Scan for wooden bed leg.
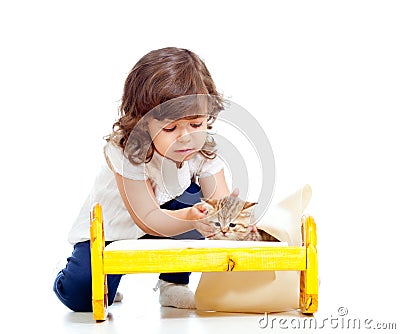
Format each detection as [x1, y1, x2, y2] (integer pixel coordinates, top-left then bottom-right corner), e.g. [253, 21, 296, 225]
[90, 203, 108, 321]
[300, 215, 318, 314]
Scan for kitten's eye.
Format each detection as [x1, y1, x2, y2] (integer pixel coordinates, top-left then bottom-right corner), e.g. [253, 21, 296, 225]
[229, 223, 236, 228]
[214, 222, 221, 227]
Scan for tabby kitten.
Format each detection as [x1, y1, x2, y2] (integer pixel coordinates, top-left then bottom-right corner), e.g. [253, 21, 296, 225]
[202, 195, 279, 241]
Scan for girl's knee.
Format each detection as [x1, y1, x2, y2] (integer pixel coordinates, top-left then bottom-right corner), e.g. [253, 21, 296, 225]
[53, 270, 93, 312]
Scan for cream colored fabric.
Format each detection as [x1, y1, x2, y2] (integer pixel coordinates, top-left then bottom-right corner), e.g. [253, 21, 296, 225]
[194, 184, 312, 313]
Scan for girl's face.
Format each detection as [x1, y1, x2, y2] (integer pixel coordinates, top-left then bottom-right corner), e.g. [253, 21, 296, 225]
[148, 116, 208, 163]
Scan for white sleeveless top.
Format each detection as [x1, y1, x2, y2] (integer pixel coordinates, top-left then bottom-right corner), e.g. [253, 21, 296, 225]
[67, 142, 224, 244]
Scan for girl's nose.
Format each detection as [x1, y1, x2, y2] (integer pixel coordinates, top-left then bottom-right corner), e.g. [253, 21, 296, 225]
[177, 129, 191, 143]
[177, 135, 190, 143]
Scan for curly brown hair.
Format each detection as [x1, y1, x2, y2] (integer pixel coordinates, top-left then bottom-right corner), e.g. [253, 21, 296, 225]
[107, 47, 225, 164]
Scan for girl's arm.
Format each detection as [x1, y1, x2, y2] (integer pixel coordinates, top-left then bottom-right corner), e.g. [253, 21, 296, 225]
[114, 173, 212, 237]
[198, 169, 231, 199]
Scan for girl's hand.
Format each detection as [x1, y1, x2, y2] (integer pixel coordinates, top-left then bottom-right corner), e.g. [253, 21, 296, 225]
[187, 203, 213, 236]
[187, 203, 208, 219]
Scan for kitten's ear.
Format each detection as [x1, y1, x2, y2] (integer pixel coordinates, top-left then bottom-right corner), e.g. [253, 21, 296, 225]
[230, 188, 240, 197]
[201, 198, 218, 208]
[242, 201, 257, 210]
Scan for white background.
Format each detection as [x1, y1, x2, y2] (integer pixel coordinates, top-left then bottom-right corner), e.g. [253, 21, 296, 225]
[1, 0, 399, 325]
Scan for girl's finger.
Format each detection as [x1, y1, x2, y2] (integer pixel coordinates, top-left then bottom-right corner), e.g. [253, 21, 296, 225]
[195, 204, 208, 214]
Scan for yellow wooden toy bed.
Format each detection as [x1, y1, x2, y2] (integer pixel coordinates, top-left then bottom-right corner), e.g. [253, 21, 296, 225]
[90, 202, 318, 321]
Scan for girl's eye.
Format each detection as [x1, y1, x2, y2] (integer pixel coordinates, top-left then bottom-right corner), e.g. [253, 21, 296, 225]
[214, 222, 221, 227]
[229, 223, 237, 228]
[163, 126, 176, 132]
[190, 122, 203, 128]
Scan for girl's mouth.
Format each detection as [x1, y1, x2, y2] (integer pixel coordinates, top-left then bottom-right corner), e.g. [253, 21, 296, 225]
[174, 148, 195, 156]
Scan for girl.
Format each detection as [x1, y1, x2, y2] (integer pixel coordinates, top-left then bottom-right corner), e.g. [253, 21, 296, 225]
[53, 47, 231, 312]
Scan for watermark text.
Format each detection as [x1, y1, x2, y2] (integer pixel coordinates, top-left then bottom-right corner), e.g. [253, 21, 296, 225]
[259, 307, 397, 330]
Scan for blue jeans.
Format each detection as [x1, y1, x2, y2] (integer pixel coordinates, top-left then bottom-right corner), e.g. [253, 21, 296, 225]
[53, 183, 203, 312]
